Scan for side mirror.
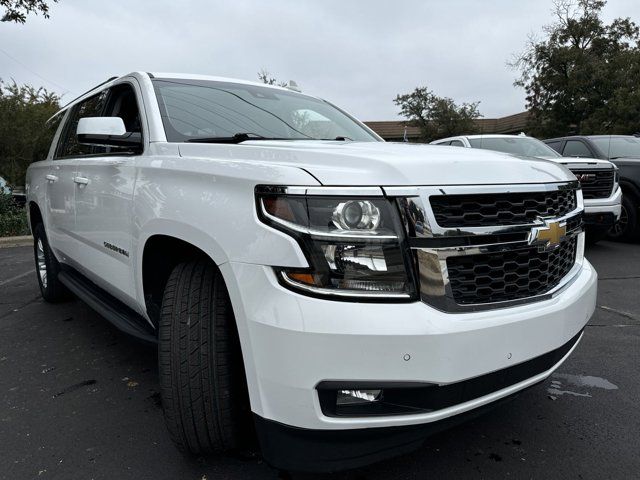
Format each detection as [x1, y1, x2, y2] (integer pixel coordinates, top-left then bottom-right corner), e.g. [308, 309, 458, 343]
[77, 117, 142, 150]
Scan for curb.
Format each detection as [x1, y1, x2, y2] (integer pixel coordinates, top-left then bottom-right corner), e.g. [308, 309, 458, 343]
[0, 235, 33, 248]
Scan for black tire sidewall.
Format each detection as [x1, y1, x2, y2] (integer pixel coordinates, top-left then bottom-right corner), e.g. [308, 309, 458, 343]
[158, 260, 249, 455]
[608, 194, 639, 242]
[33, 223, 67, 302]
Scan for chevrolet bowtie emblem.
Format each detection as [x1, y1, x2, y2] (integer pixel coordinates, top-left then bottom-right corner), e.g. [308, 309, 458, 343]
[529, 220, 567, 251]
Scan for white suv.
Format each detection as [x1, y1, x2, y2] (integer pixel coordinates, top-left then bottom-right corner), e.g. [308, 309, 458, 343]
[26, 73, 597, 472]
[431, 134, 622, 243]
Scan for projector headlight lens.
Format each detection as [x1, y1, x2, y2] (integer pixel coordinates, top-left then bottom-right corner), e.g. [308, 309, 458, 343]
[332, 200, 381, 230]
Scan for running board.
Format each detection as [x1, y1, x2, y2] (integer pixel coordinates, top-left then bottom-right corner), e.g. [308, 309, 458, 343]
[58, 268, 157, 344]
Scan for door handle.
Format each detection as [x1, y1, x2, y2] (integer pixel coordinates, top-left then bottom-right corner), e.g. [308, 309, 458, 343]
[45, 174, 58, 183]
[73, 176, 90, 185]
[104, 159, 126, 166]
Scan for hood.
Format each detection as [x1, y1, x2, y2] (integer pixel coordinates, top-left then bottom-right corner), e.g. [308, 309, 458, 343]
[609, 157, 640, 167]
[178, 141, 575, 186]
[539, 156, 614, 168]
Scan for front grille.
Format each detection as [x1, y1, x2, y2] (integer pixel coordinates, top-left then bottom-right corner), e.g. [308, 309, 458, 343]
[570, 169, 614, 199]
[447, 237, 577, 305]
[430, 189, 577, 228]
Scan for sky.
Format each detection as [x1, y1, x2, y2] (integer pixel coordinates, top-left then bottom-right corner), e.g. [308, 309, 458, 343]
[1, 0, 638, 121]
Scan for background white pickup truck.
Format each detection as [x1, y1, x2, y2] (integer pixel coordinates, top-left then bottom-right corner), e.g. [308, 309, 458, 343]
[26, 72, 597, 472]
[431, 134, 622, 244]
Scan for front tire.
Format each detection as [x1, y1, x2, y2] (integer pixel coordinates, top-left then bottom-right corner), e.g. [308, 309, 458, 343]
[158, 260, 250, 455]
[32, 223, 70, 302]
[608, 194, 640, 242]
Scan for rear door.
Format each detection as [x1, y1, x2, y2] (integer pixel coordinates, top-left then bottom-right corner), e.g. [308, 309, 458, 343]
[47, 92, 109, 263]
[72, 81, 144, 305]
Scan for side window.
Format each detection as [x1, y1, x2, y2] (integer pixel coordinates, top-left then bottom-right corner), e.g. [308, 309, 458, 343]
[449, 140, 464, 147]
[32, 113, 64, 162]
[563, 140, 592, 157]
[55, 91, 109, 158]
[545, 140, 562, 153]
[104, 84, 142, 134]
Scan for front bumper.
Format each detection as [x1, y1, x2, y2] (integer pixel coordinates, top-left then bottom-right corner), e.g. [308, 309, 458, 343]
[584, 185, 622, 221]
[221, 257, 596, 470]
[255, 329, 583, 472]
[223, 258, 597, 429]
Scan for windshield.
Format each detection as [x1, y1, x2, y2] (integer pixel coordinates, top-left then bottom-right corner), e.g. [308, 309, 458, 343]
[468, 137, 561, 158]
[590, 136, 640, 159]
[152, 79, 379, 143]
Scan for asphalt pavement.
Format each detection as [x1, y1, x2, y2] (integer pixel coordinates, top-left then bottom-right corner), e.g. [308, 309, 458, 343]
[1, 242, 639, 479]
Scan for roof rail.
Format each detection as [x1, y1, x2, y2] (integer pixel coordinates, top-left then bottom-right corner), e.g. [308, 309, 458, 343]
[61, 76, 118, 109]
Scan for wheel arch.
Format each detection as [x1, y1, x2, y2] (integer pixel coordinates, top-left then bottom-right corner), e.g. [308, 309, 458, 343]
[138, 220, 230, 324]
[619, 180, 640, 204]
[137, 223, 262, 412]
[28, 201, 44, 233]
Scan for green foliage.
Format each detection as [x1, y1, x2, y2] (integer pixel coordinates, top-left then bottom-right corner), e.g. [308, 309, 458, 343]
[511, 0, 640, 136]
[257, 69, 288, 87]
[1, 0, 56, 23]
[0, 79, 60, 187]
[394, 87, 481, 142]
[0, 193, 28, 237]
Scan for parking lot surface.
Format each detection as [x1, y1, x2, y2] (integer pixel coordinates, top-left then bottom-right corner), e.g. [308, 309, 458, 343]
[1, 242, 639, 479]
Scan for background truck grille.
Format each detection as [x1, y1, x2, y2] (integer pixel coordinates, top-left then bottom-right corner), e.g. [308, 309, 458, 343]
[446, 237, 577, 305]
[570, 169, 614, 199]
[430, 189, 577, 228]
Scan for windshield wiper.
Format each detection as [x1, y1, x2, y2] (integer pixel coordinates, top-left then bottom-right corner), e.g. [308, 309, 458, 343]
[187, 133, 294, 144]
[187, 133, 356, 144]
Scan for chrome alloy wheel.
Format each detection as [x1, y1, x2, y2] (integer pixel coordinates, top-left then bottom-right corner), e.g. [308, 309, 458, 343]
[37, 238, 48, 289]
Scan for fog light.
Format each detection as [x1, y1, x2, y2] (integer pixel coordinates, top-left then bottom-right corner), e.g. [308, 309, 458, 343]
[336, 389, 383, 405]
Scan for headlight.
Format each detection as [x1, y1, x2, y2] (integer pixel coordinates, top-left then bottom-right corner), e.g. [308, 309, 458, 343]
[256, 186, 417, 300]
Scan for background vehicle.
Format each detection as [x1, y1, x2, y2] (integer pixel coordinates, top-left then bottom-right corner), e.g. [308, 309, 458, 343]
[0, 175, 10, 195]
[0, 175, 26, 207]
[544, 135, 640, 242]
[25, 73, 597, 472]
[431, 134, 622, 244]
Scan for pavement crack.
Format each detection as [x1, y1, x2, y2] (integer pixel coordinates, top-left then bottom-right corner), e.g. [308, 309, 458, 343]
[598, 305, 639, 322]
[53, 380, 97, 398]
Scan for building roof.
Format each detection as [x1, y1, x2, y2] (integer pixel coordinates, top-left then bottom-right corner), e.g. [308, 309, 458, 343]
[364, 111, 530, 140]
[363, 121, 421, 139]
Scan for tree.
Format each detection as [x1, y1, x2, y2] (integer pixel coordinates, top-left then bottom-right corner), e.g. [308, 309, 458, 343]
[511, 0, 640, 136]
[394, 87, 481, 142]
[1, 0, 57, 23]
[0, 79, 60, 186]
[257, 69, 288, 87]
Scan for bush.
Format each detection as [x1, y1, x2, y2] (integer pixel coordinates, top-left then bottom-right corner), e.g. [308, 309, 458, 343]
[0, 193, 29, 237]
[0, 79, 61, 186]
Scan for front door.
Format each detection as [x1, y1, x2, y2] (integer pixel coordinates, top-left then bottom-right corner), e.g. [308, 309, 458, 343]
[72, 82, 144, 305]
